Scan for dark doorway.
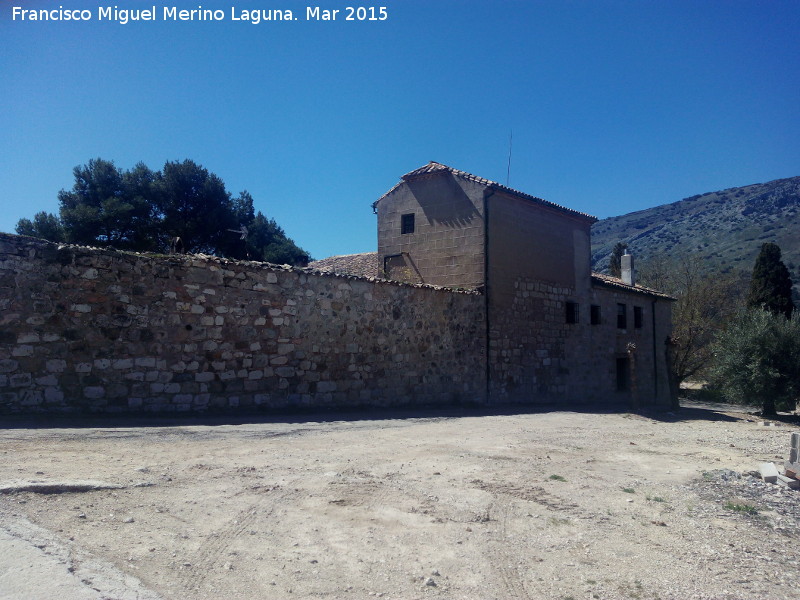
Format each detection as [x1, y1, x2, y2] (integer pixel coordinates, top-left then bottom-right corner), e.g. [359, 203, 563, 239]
[616, 357, 630, 392]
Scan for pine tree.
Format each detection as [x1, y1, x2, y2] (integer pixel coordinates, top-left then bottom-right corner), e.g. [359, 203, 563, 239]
[15, 211, 65, 242]
[609, 242, 628, 278]
[15, 158, 310, 265]
[747, 242, 795, 319]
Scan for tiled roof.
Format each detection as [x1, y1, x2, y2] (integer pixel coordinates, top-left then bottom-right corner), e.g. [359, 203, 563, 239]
[373, 161, 597, 222]
[591, 272, 675, 300]
[308, 252, 381, 279]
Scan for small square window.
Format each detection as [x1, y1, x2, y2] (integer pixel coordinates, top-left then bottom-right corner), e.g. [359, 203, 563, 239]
[566, 301, 579, 324]
[617, 303, 627, 329]
[401, 213, 415, 234]
[590, 304, 601, 325]
[634, 306, 643, 329]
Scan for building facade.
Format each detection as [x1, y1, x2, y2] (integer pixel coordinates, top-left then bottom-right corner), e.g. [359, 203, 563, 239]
[0, 162, 674, 414]
[371, 161, 674, 408]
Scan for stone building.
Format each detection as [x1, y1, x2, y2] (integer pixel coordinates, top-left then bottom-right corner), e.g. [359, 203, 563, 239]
[316, 161, 675, 408]
[0, 161, 674, 414]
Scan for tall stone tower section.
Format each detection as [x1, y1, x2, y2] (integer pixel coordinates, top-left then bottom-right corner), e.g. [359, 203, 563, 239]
[373, 162, 487, 289]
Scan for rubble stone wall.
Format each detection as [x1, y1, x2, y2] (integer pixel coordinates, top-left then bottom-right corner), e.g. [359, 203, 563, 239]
[0, 234, 486, 414]
[488, 278, 575, 404]
[488, 274, 673, 408]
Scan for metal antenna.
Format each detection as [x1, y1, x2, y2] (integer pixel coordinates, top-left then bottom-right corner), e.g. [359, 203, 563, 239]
[226, 224, 250, 259]
[227, 224, 248, 240]
[506, 129, 513, 186]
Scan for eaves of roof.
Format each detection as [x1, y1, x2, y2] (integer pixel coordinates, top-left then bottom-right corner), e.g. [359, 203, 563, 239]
[591, 272, 676, 300]
[373, 161, 597, 223]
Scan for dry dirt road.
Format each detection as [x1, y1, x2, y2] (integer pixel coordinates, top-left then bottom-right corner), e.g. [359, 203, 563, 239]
[1, 402, 799, 600]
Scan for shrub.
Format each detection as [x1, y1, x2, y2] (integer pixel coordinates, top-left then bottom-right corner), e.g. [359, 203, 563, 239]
[710, 308, 800, 415]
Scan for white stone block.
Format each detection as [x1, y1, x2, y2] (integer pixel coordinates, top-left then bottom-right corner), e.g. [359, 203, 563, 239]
[759, 462, 779, 483]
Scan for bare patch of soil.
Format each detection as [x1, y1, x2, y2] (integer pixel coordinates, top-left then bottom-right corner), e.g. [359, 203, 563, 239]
[1, 404, 798, 599]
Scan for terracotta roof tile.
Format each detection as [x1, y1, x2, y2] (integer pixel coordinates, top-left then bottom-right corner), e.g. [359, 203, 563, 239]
[591, 272, 675, 300]
[374, 161, 597, 222]
[308, 252, 381, 279]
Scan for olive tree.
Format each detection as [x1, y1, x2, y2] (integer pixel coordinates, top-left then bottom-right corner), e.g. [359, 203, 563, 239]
[710, 308, 800, 415]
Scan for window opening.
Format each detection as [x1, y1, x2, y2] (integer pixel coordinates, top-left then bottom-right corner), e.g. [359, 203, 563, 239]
[590, 304, 601, 325]
[566, 301, 579, 324]
[634, 306, 643, 329]
[401, 213, 415, 234]
[617, 303, 627, 329]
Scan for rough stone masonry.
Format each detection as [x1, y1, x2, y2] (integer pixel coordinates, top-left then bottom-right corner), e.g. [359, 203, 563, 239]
[0, 233, 486, 413]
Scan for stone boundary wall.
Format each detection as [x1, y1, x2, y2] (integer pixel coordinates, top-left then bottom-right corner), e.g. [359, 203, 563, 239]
[488, 277, 574, 403]
[0, 234, 486, 414]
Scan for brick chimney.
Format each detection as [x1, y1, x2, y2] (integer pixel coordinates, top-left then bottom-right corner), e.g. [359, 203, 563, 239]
[621, 251, 635, 286]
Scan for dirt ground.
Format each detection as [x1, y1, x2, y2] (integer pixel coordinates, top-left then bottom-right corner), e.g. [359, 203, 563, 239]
[1, 402, 799, 600]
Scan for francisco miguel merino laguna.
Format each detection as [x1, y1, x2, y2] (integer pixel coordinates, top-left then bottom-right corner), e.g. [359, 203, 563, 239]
[11, 5, 389, 24]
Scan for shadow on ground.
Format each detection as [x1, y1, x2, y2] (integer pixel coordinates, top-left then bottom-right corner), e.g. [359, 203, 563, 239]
[3, 396, 791, 430]
[646, 399, 800, 426]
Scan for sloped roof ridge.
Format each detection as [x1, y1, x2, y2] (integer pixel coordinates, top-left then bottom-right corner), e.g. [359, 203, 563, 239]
[376, 161, 596, 222]
[591, 271, 675, 300]
[308, 251, 381, 279]
[313, 251, 376, 259]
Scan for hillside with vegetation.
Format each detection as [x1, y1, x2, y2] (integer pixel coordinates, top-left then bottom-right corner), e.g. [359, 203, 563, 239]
[591, 176, 800, 295]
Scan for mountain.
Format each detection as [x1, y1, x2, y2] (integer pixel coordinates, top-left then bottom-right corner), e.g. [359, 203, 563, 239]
[590, 176, 800, 295]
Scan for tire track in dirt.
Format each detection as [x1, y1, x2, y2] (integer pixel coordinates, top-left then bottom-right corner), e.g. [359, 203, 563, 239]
[471, 478, 579, 512]
[326, 468, 388, 508]
[470, 478, 592, 600]
[485, 497, 531, 600]
[174, 486, 293, 595]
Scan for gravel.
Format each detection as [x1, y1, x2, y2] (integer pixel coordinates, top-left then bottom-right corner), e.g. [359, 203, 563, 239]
[1, 402, 798, 600]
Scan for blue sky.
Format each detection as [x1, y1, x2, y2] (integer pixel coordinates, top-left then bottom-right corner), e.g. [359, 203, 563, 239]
[2, 0, 798, 260]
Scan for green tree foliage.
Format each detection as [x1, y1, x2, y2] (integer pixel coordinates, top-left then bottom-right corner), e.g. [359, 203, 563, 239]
[15, 158, 310, 265]
[121, 162, 161, 250]
[710, 308, 800, 415]
[15, 211, 65, 242]
[609, 242, 628, 278]
[639, 255, 740, 387]
[156, 160, 236, 254]
[247, 213, 310, 265]
[746, 242, 795, 319]
[231, 190, 256, 224]
[211, 191, 309, 265]
[58, 158, 158, 251]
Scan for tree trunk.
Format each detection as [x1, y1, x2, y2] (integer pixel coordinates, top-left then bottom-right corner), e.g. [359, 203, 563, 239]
[761, 396, 777, 417]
